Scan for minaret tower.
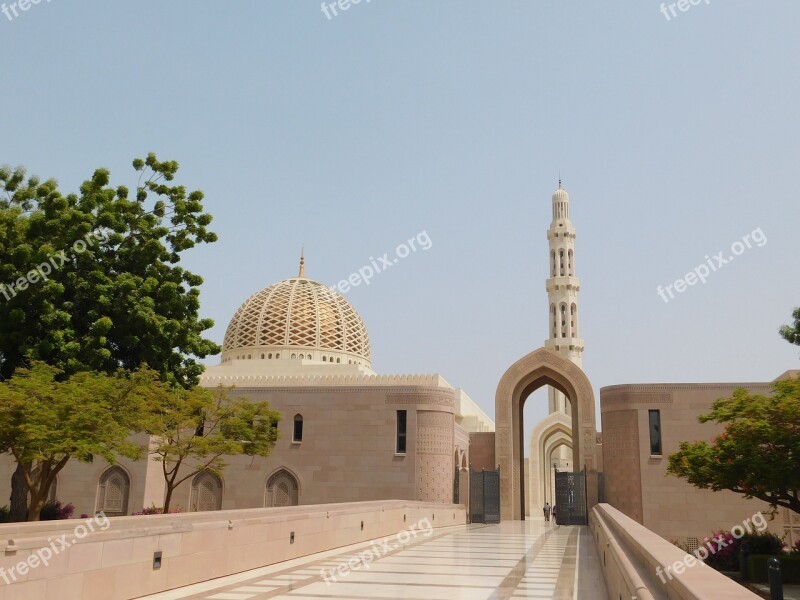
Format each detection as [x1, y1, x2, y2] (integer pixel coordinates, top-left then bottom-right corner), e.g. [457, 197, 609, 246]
[544, 181, 584, 415]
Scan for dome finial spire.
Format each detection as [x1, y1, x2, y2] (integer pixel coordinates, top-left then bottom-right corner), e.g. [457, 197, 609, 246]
[298, 246, 305, 277]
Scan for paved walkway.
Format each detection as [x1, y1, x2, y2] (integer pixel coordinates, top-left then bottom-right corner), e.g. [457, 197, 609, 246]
[138, 520, 609, 600]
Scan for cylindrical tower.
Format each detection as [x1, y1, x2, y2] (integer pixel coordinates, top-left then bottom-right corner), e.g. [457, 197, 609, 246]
[544, 182, 585, 415]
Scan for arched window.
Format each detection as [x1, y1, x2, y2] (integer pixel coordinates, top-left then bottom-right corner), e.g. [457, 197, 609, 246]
[265, 469, 299, 508]
[559, 249, 565, 276]
[568, 249, 574, 276]
[551, 250, 556, 277]
[322, 356, 327, 362]
[560, 303, 568, 338]
[337, 358, 341, 363]
[97, 467, 130, 516]
[291, 353, 296, 359]
[276, 353, 280, 359]
[550, 304, 557, 338]
[190, 471, 223, 512]
[268, 353, 272, 359]
[293, 414, 303, 443]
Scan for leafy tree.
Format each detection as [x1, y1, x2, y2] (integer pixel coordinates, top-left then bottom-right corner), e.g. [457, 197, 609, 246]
[780, 308, 800, 348]
[0, 153, 219, 384]
[0, 154, 219, 520]
[143, 386, 280, 513]
[0, 363, 166, 521]
[667, 378, 800, 515]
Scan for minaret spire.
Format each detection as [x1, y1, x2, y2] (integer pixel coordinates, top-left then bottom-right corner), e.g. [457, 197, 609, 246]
[298, 246, 305, 277]
[544, 183, 584, 415]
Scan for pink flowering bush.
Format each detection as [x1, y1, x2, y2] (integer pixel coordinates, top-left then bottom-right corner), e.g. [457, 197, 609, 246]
[40, 500, 75, 521]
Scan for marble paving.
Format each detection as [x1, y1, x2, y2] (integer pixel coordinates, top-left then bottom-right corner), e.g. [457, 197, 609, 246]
[136, 520, 609, 600]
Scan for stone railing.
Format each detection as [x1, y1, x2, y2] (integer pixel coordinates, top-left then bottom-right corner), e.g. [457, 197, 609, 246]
[590, 503, 760, 600]
[0, 500, 466, 600]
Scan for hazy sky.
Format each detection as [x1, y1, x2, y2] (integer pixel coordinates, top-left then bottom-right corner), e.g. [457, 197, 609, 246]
[2, 1, 799, 440]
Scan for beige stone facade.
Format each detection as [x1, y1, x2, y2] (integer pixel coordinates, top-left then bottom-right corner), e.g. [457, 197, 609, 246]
[0, 266, 494, 518]
[600, 375, 800, 548]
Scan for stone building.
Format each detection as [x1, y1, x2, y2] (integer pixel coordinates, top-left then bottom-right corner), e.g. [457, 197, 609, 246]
[600, 371, 800, 548]
[0, 258, 493, 517]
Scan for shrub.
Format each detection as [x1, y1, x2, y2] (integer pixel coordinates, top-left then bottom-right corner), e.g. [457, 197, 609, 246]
[702, 530, 739, 571]
[742, 531, 785, 555]
[132, 505, 182, 516]
[39, 500, 75, 521]
[748, 554, 800, 584]
[792, 539, 800, 555]
[699, 530, 786, 572]
[0, 505, 9, 523]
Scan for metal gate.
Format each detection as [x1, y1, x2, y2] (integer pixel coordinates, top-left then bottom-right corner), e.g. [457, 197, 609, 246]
[453, 467, 459, 504]
[554, 469, 588, 525]
[469, 467, 500, 524]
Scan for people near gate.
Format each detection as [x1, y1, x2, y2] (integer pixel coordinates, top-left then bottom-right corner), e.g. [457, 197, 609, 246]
[543, 502, 551, 522]
[552, 505, 557, 525]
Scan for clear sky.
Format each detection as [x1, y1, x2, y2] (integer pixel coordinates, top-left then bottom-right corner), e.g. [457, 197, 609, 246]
[2, 1, 799, 441]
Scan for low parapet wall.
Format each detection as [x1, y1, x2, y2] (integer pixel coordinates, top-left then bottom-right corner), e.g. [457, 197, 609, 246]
[590, 503, 759, 600]
[0, 500, 466, 600]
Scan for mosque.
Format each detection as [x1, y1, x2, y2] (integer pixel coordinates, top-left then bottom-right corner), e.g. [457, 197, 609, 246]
[0, 183, 797, 551]
[0, 251, 493, 517]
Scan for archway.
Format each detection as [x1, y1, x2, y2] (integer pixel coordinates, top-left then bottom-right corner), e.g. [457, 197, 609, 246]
[190, 471, 223, 512]
[96, 466, 131, 517]
[495, 347, 597, 520]
[266, 468, 300, 507]
[527, 413, 572, 515]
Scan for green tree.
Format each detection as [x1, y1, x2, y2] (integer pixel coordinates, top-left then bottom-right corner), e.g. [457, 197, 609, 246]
[667, 378, 800, 514]
[143, 386, 280, 513]
[0, 154, 219, 519]
[0, 363, 166, 521]
[780, 307, 800, 347]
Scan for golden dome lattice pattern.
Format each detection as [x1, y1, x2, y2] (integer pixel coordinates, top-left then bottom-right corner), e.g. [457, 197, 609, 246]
[223, 278, 371, 361]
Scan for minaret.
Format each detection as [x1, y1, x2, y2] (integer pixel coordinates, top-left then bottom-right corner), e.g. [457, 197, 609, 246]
[544, 181, 584, 415]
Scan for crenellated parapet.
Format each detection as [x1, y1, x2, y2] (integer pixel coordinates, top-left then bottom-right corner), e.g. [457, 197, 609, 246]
[200, 372, 453, 389]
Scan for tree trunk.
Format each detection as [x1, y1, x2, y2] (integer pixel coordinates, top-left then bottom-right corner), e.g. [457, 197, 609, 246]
[9, 463, 29, 522]
[163, 486, 174, 514]
[27, 488, 46, 522]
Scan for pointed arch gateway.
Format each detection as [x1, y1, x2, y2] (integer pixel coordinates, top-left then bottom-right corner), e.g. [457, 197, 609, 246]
[495, 347, 598, 520]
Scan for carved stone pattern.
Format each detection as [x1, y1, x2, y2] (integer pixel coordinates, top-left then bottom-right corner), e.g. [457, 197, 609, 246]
[417, 454, 452, 503]
[417, 411, 453, 456]
[497, 427, 510, 451]
[602, 411, 643, 522]
[602, 391, 673, 407]
[386, 393, 454, 407]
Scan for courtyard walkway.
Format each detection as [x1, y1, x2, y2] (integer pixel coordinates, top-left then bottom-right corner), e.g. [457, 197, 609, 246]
[137, 520, 609, 600]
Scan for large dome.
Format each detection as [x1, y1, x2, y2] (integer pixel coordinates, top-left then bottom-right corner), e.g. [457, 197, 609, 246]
[222, 275, 371, 368]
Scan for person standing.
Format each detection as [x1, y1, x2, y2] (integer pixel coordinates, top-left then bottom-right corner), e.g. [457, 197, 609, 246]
[543, 502, 551, 522]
